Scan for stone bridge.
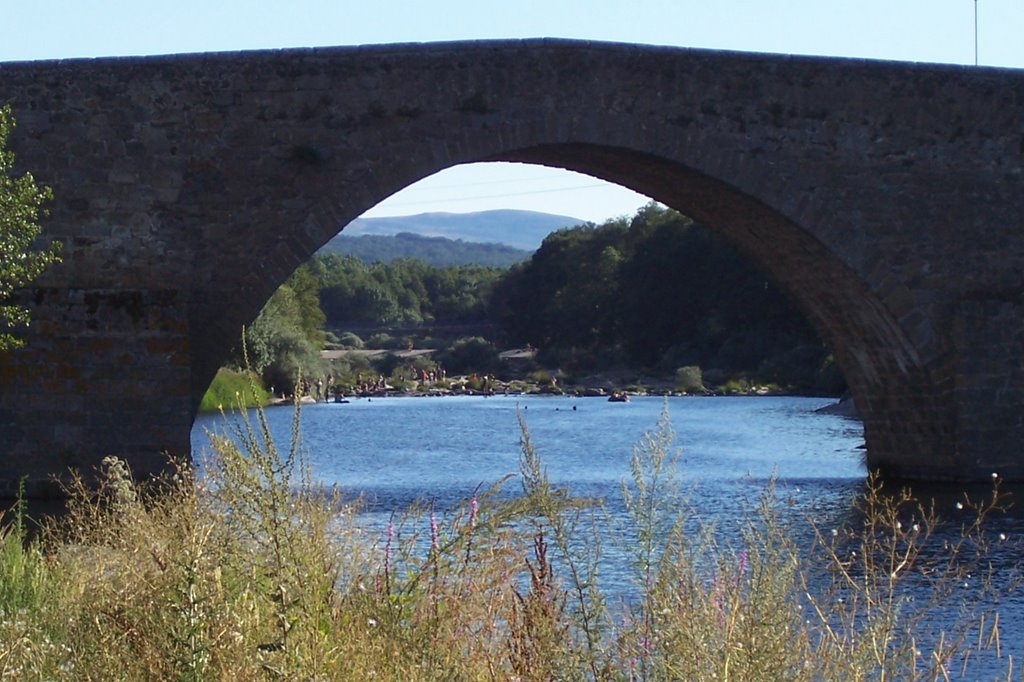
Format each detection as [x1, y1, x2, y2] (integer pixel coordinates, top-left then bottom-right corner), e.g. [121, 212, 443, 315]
[1, 40, 1023, 494]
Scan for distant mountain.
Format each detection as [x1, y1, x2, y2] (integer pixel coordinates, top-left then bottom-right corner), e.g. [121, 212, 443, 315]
[340, 209, 587, 251]
[318, 232, 531, 267]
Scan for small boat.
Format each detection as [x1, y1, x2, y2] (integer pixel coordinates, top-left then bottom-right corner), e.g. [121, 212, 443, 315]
[607, 392, 630, 403]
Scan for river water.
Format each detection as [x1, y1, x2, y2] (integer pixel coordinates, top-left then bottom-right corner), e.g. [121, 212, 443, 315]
[191, 394, 1024, 677]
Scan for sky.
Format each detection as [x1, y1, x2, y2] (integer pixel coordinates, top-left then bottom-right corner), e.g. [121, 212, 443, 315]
[2, 0, 1022, 223]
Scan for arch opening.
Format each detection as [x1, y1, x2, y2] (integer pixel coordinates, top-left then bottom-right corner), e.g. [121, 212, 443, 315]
[194, 151, 873, 423]
[192, 146, 941, 475]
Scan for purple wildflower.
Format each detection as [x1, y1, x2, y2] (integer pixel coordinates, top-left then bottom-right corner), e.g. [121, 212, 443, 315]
[382, 519, 394, 592]
[640, 634, 651, 655]
[713, 574, 726, 624]
[430, 505, 439, 551]
[732, 548, 749, 589]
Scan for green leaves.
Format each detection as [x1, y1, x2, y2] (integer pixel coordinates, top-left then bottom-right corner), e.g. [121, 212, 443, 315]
[0, 104, 61, 351]
[490, 202, 829, 386]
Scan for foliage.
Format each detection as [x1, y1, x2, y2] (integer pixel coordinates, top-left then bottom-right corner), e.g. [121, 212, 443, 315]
[241, 202, 842, 393]
[322, 350, 374, 391]
[319, 232, 530, 267]
[334, 331, 364, 349]
[674, 365, 704, 393]
[491, 202, 833, 389]
[235, 264, 325, 394]
[312, 253, 503, 329]
[0, 105, 62, 351]
[436, 335, 500, 376]
[0, 405, 1017, 679]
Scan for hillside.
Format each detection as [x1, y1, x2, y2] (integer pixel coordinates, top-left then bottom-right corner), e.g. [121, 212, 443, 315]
[317, 232, 530, 267]
[339, 209, 586, 251]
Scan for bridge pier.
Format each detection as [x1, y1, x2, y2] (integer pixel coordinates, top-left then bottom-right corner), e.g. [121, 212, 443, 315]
[845, 298, 1024, 483]
[0, 288, 192, 497]
[947, 299, 1024, 480]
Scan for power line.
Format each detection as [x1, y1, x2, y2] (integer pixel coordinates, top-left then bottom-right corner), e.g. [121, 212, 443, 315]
[375, 183, 618, 209]
[401, 175, 595, 192]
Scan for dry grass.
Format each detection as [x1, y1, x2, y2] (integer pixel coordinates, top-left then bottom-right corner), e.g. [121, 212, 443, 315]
[0, 402, 1019, 680]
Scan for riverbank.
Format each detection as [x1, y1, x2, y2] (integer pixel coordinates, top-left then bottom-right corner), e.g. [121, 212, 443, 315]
[264, 373, 834, 408]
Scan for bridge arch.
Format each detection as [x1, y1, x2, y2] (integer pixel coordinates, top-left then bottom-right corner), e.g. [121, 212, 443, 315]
[2, 40, 1022, 492]
[205, 142, 941, 482]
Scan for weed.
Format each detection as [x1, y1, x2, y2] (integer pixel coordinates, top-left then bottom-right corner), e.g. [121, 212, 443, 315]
[0, 399, 1018, 679]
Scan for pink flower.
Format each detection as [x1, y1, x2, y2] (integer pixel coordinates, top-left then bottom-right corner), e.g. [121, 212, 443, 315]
[430, 506, 439, 551]
[382, 519, 394, 592]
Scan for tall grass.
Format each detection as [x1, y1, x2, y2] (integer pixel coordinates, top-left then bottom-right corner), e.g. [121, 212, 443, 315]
[198, 368, 270, 413]
[0, 402, 1019, 680]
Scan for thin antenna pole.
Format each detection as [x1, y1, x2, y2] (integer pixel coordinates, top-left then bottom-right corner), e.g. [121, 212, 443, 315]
[974, 0, 979, 65]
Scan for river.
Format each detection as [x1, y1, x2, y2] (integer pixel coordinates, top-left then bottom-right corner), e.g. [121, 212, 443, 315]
[191, 394, 1024, 677]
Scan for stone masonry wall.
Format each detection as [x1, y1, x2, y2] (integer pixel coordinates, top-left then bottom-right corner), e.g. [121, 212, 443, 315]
[0, 40, 1022, 490]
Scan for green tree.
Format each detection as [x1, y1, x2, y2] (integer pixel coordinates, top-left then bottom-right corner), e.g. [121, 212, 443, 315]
[284, 263, 326, 348]
[489, 203, 832, 387]
[437, 336, 501, 375]
[0, 105, 61, 350]
[313, 254, 503, 329]
[236, 266, 327, 393]
[491, 222, 624, 353]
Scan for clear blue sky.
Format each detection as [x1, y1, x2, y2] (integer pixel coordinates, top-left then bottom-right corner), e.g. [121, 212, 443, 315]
[3, 0, 1021, 223]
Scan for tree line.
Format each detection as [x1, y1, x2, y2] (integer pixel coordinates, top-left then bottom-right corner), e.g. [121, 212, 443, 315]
[319, 232, 529, 268]
[310, 254, 502, 329]
[491, 203, 840, 391]
[229, 203, 842, 397]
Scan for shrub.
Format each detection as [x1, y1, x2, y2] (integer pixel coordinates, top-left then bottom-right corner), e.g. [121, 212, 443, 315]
[410, 354, 437, 372]
[674, 365, 704, 393]
[245, 324, 324, 396]
[0, 403, 1016, 679]
[336, 331, 364, 349]
[526, 369, 558, 385]
[437, 336, 500, 376]
[364, 332, 392, 349]
[371, 351, 402, 378]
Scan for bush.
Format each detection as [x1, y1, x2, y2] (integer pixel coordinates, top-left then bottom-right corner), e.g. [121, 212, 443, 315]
[410, 354, 437, 372]
[323, 351, 373, 388]
[721, 377, 752, 394]
[256, 326, 324, 395]
[336, 331, 364, 349]
[437, 336, 500, 376]
[364, 332, 392, 349]
[526, 369, 559, 385]
[674, 365, 704, 393]
[371, 352, 402, 379]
